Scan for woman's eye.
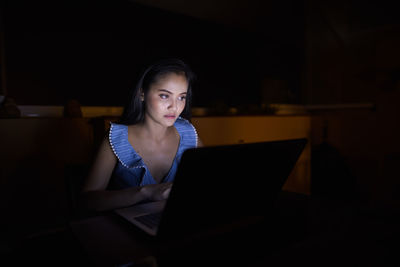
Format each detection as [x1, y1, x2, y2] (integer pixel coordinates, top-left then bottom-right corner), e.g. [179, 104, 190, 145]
[178, 96, 186, 101]
[160, 94, 168, 99]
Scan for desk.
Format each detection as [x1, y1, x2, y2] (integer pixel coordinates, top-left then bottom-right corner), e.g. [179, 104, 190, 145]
[69, 191, 400, 267]
[70, 191, 311, 267]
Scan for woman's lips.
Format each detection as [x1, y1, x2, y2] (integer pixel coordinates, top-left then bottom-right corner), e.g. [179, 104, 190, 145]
[164, 114, 176, 119]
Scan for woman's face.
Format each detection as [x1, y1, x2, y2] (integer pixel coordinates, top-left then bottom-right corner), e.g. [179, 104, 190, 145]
[143, 73, 188, 127]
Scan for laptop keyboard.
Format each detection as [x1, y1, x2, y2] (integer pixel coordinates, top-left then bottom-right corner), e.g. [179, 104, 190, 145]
[135, 212, 163, 229]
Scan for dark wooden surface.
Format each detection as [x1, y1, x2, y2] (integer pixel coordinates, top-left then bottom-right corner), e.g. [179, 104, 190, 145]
[4, 191, 400, 267]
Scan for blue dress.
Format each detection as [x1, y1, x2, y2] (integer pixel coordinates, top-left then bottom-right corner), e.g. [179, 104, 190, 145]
[108, 117, 198, 189]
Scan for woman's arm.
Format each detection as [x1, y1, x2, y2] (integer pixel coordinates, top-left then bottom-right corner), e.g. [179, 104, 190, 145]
[80, 137, 171, 212]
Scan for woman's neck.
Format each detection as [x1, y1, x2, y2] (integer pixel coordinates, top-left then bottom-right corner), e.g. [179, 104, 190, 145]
[136, 120, 173, 144]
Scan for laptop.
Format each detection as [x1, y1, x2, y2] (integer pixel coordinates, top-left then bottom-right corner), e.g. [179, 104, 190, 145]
[114, 138, 307, 240]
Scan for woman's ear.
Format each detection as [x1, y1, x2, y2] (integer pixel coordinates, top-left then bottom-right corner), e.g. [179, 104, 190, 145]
[140, 88, 144, 101]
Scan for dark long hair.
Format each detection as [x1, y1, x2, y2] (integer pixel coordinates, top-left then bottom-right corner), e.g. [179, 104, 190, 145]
[119, 58, 196, 125]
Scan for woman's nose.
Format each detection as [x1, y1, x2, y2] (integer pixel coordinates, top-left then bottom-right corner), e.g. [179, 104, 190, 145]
[168, 99, 177, 110]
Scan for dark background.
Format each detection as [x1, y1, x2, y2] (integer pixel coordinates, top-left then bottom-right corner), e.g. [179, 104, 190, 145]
[2, 0, 305, 108]
[2, 0, 400, 211]
[1, 1, 400, 265]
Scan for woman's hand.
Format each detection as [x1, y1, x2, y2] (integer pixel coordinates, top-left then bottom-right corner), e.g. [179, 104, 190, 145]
[141, 182, 173, 201]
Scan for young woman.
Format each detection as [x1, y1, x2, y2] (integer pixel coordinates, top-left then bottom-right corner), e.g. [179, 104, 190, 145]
[81, 58, 202, 212]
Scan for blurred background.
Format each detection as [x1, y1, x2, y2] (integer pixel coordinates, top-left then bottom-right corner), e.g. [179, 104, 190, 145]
[3, 0, 400, 109]
[1, 0, 305, 108]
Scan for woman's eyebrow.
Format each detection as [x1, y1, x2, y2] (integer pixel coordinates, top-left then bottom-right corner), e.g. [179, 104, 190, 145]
[158, 89, 172, 94]
[158, 89, 187, 95]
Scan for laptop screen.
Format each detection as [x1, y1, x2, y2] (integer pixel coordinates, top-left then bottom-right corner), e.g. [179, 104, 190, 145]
[157, 138, 307, 239]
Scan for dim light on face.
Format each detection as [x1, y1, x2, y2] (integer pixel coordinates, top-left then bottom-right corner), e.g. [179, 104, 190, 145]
[144, 73, 188, 127]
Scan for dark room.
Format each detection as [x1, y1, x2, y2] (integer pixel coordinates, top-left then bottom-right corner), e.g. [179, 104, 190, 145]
[1, 0, 399, 266]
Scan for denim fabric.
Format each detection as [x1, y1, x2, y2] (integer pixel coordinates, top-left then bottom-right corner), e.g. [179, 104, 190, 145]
[108, 117, 198, 189]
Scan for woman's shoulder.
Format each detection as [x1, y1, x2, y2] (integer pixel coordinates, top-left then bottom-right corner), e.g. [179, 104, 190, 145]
[174, 117, 198, 147]
[108, 122, 127, 156]
[174, 116, 192, 126]
[108, 122, 142, 168]
[109, 121, 127, 132]
[174, 117, 195, 132]
[108, 122, 128, 145]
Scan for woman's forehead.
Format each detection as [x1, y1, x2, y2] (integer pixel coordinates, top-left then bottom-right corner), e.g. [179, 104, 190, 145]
[151, 73, 188, 90]
[155, 72, 186, 82]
